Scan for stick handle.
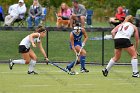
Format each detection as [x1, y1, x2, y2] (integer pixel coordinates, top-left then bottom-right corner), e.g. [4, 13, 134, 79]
[76, 46, 83, 60]
[72, 46, 84, 71]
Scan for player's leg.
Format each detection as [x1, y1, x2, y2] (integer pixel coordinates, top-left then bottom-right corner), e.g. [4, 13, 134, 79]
[9, 53, 31, 70]
[66, 45, 81, 72]
[102, 49, 122, 77]
[28, 49, 38, 74]
[9, 45, 31, 70]
[9, 53, 30, 70]
[124, 46, 139, 77]
[80, 48, 89, 73]
[11, 52, 30, 64]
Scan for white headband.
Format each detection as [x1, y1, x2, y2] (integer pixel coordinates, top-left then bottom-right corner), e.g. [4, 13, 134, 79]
[74, 26, 82, 30]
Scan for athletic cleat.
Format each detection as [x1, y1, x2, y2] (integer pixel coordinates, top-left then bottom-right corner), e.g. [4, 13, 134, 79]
[9, 59, 14, 70]
[132, 72, 140, 78]
[102, 68, 108, 77]
[65, 67, 71, 72]
[80, 68, 89, 73]
[65, 67, 72, 74]
[27, 71, 38, 75]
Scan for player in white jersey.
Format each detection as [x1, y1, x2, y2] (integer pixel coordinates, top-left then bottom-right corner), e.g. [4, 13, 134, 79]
[9, 26, 49, 74]
[102, 15, 140, 77]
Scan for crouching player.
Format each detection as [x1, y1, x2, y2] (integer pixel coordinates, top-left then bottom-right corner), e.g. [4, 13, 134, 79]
[9, 26, 49, 74]
[66, 23, 89, 74]
[102, 15, 139, 77]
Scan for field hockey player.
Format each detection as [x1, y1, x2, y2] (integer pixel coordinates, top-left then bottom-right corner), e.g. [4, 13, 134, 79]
[9, 25, 49, 74]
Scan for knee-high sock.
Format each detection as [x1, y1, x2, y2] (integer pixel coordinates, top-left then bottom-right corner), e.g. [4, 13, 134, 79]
[106, 58, 116, 71]
[131, 59, 138, 73]
[80, 56, 86, 69]
[67, 61, 75, 70]
[12, 59, 25, 64]
[28, 59, 36, 72]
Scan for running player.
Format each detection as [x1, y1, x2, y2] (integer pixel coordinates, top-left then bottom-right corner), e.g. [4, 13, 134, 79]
[102, 15, 139, 77]
[66, 23, 89, 74]
[9, 26, 49, 74]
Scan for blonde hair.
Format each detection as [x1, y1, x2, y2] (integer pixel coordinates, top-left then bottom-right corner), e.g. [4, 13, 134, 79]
[59, 3, 69, 14]
[124, 15, 134, 23]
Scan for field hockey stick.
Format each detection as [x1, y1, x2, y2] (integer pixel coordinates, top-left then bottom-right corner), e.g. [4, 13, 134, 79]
[71, 46, 84, 73]
[48, 61, 70, 74]
[44, 58, 69, 73]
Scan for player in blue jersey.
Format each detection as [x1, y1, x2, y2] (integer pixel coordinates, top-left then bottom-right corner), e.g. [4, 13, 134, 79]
[66, 23, 89, 73]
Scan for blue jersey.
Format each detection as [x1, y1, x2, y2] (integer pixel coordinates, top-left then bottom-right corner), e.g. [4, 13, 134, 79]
[72, 30, 83, 43]
[70, 30, 83, 48]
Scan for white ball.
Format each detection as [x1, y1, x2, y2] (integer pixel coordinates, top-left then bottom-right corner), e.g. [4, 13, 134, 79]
[75, 72, 79, 75]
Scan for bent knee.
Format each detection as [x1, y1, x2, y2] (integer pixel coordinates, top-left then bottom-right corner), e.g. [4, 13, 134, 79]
[81, 50, 86, 56]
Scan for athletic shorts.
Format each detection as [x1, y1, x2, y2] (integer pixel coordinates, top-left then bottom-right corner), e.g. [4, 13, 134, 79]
[114, 38, 133, 49]
[19, 45, 30, 53]
[70, 42, 82, 49]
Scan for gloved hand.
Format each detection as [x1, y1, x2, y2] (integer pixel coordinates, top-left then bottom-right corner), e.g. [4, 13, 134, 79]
[82, 42, 85, 47]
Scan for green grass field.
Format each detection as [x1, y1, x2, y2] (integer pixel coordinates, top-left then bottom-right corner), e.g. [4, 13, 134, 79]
[0, 30, 140, 93]
[0, 31, 135, 63]
[0, 63, 140, 93]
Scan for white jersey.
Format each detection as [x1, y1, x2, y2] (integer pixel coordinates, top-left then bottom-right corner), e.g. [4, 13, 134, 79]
[19, 33, 41, 49]
[114, 22, 134, 39]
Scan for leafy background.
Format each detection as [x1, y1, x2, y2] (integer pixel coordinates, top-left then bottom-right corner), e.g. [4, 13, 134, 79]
[1, 0, 140, 22]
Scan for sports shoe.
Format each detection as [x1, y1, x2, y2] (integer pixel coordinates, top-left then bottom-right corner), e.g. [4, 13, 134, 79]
[132, 72, 139, 78]
[65, 66, 71, 72]
[80, 68, 89, 73]
[102, 68, 108, 77]
[27, 71, 38, 75]
[9, 59, 14, 70]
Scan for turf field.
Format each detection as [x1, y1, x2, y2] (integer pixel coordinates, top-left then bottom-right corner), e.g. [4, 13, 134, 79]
[0, 63, 140, 93]
[0, 31, 134, 64]
[0, 30, 140, 93]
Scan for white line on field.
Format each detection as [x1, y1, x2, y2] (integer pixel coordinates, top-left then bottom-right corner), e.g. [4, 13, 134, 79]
[21, 84, 55, 87]
[0, 71, 26, 74]
[20, 83, 95, 87]
[113, 82, 135, 85]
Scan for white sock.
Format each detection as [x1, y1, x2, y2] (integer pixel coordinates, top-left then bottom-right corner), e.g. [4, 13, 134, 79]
[106, 58, 116, 71]
[131, 59, 138, 73]
[28, 59, 36, 72]
[12, 59, 25, 64]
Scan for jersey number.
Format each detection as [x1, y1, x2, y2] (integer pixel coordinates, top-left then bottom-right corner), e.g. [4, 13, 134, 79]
[120, 25, 129, 31]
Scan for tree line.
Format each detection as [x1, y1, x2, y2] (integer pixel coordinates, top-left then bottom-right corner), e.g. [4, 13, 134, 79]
[1, 0, 140, 22]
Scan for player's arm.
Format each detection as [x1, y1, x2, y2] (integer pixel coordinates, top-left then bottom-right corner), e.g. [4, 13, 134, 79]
[111, 24, 121, 38]
[38, 40, 49, 61]
[133, 25, 139, 50]
[82, 28, 88, 46]
[70, 32, 77, 54]
[29, 33, 39, 47]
